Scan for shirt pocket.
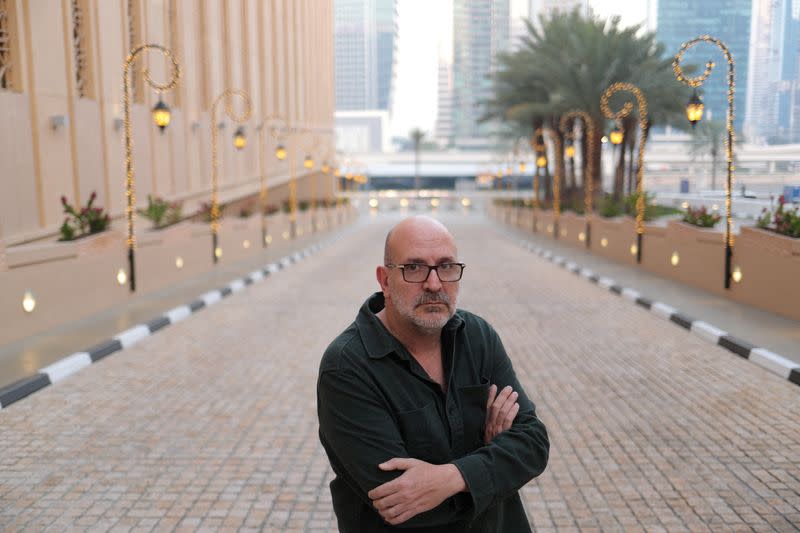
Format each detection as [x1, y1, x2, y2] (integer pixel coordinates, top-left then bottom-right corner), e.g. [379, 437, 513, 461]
[394, 402, 438, 460]
[457, 377, 491, 452]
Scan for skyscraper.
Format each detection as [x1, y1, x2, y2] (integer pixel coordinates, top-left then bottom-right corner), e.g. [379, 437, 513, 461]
[656, 0, 751, 132]
[448, 0, 511, 149]
[334, 0, 398, 111]
[745, 0, 800, 143]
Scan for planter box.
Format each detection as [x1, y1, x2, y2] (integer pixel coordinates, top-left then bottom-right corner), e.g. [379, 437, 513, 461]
[137, 221, 193, 248]
[6, 230, 124, 269]
[554, 211, 589, 248]
[589, 216, 639, 266]
[732, 226, 800, 320]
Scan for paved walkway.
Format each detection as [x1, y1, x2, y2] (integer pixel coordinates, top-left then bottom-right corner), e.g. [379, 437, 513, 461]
[1, 213, 798, 532]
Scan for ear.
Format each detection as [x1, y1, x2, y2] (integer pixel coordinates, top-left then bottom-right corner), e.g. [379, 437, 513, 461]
[376, 265, 390, 293]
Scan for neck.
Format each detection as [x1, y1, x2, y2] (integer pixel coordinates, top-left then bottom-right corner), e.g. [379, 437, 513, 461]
[377, 307, 441, 356]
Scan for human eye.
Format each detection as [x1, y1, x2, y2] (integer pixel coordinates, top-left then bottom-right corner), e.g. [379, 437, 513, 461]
[439, 263, 456, 272]
[404, 264, 422, 272]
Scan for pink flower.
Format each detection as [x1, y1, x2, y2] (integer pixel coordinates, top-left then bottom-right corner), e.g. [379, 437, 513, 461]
[61, 196, 68, 206]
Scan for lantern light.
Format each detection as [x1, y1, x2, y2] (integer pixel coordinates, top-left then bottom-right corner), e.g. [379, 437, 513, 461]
[322, 162, 330, 174]
[275, 145, 287, 160]
[151, 97, 171, 132]
[22, 290, 36, 313]
[610, 129, 623, 145]
[233, 126, 247, 150]
[536, 156, 547, 168]
[303, 155, 314, 169]
[565, 145, 576, 158]
[519, 162, 526, 173]
[116, 268, 127, 285]
[686, 88, 704, 127]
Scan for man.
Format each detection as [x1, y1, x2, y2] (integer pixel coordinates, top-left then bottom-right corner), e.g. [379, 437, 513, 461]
[317, 216, 549, 531]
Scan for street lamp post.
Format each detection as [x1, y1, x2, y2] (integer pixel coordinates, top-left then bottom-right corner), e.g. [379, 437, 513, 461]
[257, 115, 289, 248]
[673, 35, 736, 289]
[122, 43, 180, 292]
[559, 111, 597, 248]
[299, 130, 320, 232]
[601, 83, 649, 264]
[210, 89, 252, 264]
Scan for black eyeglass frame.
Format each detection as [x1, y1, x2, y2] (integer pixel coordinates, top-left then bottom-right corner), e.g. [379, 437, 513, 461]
[384, 262, 466, 283]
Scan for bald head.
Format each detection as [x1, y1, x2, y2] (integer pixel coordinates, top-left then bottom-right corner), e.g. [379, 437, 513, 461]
[383, 216, 457, 265]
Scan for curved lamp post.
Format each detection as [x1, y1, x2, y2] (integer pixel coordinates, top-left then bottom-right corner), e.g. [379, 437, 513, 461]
[298, 130, 321, 232]
[210, 89, 252, 264]
[559, 110, 597, 248]
[122, 43, 180, 292]
[256, 114, 289, 247]
[601, 83, 649, 264]
[673, 35, 736, 289]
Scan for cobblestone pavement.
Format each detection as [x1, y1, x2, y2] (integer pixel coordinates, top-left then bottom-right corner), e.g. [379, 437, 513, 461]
[1, 213, 798, 532]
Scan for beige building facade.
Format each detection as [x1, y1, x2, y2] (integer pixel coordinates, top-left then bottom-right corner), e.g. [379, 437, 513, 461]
[0, 0, 336, 246]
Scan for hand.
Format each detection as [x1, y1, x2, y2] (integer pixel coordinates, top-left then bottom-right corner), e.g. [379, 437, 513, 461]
[368, 458, 466, 525]
[484, 384, 519, 444]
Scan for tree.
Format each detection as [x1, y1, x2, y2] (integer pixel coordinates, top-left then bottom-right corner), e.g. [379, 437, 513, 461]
[409, 128, 425, 191]
[483, 8, 693, 203]
[689, 120, 726, 191]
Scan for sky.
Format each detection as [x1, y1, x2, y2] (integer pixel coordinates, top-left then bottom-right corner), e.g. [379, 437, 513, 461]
[389, 0, 650, 138]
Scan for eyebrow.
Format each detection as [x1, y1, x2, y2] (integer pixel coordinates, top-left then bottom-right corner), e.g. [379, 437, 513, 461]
[404, 257, 457, 264]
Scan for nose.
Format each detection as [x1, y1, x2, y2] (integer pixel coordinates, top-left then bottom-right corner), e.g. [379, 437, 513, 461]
[423, 267, 443, 290]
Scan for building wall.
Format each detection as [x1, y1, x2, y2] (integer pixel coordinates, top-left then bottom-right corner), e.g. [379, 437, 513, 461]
[450, 0, 510, 149]
[334, 0, 397, 112]
[0, 0, 336, 245]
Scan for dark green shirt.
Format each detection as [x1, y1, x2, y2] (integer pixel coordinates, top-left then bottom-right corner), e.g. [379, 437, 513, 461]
[317, 292, 549, 532]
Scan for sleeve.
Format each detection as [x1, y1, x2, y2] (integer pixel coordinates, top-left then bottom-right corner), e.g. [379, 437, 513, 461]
[317, 367, 471, 527]
[450, 324, 550, 520]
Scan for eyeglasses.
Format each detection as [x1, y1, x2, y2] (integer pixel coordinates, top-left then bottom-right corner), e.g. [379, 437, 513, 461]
[385, 262, 466, 283]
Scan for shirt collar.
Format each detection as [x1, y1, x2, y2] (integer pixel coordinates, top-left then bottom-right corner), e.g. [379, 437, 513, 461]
[356, 292, 465, 360]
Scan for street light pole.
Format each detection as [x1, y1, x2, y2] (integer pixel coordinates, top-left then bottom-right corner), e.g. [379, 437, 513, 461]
[122, 43, 180, 292]
[673, 35, 736, 289]
[257, 115, 289, 247]
[559, 111, 597, 248]
[210, 89, 252, 264]
[601, 83, 649, 264]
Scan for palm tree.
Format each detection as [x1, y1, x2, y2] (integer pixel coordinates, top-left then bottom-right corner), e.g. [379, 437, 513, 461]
[689, 120, 726, 191]
[483, 8, 693, 203]
[409, 128, 425, 191]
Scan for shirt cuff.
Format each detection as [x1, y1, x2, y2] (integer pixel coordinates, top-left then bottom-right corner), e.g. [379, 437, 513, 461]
[452, 453, 494, 519]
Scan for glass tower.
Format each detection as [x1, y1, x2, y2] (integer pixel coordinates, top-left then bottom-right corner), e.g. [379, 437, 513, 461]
[656, 0, 751, 131]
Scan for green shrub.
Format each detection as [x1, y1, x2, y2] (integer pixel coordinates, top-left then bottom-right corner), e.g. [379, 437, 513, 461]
[59, 191, 110, 241]
[682, 206, 721, 228]
[140, 195, 182, 229]
[758, 195, 800, 238]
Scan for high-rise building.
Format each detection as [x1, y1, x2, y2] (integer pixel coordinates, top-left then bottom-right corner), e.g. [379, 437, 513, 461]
[449, 0, 511, 149]
[528, 0, 588, 20]
[434, 57, 454, 145]
[656, 0, 751, 132]
[334, 0, 398, 111]
[745, 0, 800, 143]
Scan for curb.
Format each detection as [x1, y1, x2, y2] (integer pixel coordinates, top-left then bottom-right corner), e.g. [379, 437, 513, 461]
[512, 236, 800, 389]
[0, 231, 349, 410]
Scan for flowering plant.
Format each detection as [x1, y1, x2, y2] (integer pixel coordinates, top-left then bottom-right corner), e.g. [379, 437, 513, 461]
[59, 191, 110, 241]
[139, 195, 182, 228]
[682, 205, 721, 228]
[757, 195, 800, 238]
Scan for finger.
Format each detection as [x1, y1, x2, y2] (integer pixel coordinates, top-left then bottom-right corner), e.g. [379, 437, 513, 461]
[373, 492, 405, 511]
[485, 384, 497, 411]
[378, 458, 414, 471]
[386, 507, 419, 525]
[488, 386, 514, 426]
[496, 391, 518, 426]
[502, 402, 520, 431]
[368, 478, 402, 500]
